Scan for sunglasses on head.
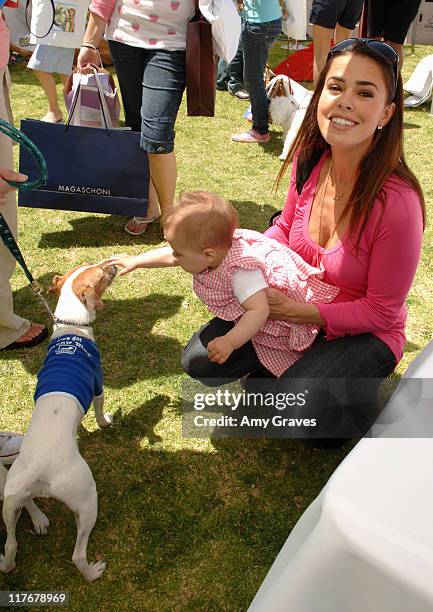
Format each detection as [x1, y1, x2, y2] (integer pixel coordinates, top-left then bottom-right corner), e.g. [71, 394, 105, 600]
[328, 38, 399, 92]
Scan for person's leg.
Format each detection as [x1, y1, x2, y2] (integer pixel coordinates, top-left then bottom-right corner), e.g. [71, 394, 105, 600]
[216, 58, 229, 90]
[28, 46, 74, 122]
[334, 24, 352, 43]
[108, 41, 160, 232]
[33, 71, 63, 122]
[381, 0, 422, 70]
[227, 41, 248, 98]
[312, 24, 334, 84]
[140, 49, 186, 217]
[0, 68, 45, 349]
[275, 333, 397, 437]
[181, 318, 262, 386]
[147, 152, 176, 218]
[241, 18, 282, 135]
[310, 0, 338, 84]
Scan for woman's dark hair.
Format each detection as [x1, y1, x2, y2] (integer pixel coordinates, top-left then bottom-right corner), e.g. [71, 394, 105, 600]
[275, 40, 426, 243]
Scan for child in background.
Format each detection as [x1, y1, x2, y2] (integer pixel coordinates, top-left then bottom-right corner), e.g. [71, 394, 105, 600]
[3, 3, 35, 62]
[27, 43, 74, 122]
[106, 191, 339, 377]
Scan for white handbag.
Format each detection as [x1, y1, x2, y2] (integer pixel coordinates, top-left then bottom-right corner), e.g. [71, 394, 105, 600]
[404, 54, 433, 107]
[29, 0, 89, 48]
[198, 0, 241, 63]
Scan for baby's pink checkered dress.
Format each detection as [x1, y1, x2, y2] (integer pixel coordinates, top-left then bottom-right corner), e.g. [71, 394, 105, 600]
[193, 229, 339, 377]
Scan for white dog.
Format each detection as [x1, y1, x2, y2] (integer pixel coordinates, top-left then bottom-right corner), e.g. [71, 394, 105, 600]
[266, 74, 313, 161]
[0, 262, 117, 582]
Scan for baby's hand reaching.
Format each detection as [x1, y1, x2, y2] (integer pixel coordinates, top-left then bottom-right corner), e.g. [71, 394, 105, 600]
[98, 254, 141, 276]
[207, 336, 234, 365]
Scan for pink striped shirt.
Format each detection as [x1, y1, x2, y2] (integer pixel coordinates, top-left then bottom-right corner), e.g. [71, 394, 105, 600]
[193, 229, 339, 376]
[265, 152, 424, 363]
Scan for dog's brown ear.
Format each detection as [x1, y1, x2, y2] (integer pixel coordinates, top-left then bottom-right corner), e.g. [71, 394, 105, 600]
[80, 286, 105, 311]
[48, 274, 65, 294]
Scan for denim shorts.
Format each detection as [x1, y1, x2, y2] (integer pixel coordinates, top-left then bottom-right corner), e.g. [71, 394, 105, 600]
[27, 44, 74, 75]
[108, 41, 186, 154]
[310, 0, 364, 30]
[367, 0, 422, 44]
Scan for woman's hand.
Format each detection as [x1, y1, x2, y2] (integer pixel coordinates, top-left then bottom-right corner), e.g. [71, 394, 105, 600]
[77, 47, 101, 72]
[266, 288, 323, 325]
[0, 169, 28, 205]
[266, 288, 293, 320]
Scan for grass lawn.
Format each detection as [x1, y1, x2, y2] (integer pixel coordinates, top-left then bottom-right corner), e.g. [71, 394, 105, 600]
[1, 41, 432, 610]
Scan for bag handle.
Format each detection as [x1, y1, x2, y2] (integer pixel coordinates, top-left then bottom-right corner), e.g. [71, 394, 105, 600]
[66, 67, 113, 131]
[25, 0, 56, 39]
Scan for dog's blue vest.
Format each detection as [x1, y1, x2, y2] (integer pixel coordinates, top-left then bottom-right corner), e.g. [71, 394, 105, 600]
[34, 334, 103, 415]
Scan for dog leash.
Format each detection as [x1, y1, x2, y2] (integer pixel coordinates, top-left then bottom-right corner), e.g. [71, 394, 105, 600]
[0, 119, 56, 323]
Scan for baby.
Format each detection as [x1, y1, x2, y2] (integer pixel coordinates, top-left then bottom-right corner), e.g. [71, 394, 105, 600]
[108, 191, 339, 376]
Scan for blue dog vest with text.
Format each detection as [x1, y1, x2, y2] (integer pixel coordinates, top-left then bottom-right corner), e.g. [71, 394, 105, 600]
[34, 334, 103, 414]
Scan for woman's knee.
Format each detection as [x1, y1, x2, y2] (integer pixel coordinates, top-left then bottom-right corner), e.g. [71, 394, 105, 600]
[181, 339, 212, 380]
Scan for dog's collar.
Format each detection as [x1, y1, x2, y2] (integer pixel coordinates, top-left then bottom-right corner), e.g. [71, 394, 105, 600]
[54, 318, 93, 329]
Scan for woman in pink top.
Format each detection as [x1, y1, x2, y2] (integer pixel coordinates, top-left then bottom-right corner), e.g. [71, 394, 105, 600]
[77, 0, 196, 235]
[182, 39, 425, 439]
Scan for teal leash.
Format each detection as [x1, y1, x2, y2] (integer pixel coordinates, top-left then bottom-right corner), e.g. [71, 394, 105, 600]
[0, 119, 55, 323]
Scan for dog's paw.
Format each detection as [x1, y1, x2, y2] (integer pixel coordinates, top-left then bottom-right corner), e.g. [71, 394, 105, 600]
[83, 560, 106, 582]
[279, 152, 288, 161]
[101, 413, 114, 427]
[31, 510, 49, 535]
[0, 554, 16, 573]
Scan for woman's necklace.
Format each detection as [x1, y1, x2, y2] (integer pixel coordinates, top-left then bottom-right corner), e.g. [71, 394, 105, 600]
[315, 160, 346, 267]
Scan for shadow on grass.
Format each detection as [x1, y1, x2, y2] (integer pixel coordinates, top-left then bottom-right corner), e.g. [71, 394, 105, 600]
[0, 395, 350, 610]
[231, 200, 277, 232]
[1, 275, 185, 387]
[37, 214, 164, 250]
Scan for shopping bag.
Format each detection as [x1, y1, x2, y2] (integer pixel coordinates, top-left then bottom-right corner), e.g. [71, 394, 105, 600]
[198, 0, 241, 63]
[186, 0, 216, 117]
[18, 117, 149, 216]
[28, 0, 89, 48]
[64, 69, 121, 128]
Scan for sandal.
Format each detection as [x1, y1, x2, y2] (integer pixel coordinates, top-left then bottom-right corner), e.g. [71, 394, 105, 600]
[2, 323, 48, 351]
[124, 216, 160, 236]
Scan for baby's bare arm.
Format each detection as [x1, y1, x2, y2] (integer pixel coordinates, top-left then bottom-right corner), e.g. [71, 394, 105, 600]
[207, 290, 269, 364]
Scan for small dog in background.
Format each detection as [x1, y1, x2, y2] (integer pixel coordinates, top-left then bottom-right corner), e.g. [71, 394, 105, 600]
[266, 74, 313, 160]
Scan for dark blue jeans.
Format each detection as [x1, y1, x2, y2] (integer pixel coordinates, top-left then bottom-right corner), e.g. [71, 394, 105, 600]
[217, 43, 245, 93]
[242, 18, 282, 134]
[181, 318, 397, 437]
[108, 40, 186, 154]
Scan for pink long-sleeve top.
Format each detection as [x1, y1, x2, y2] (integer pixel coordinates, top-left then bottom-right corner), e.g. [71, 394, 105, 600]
[265, 152, 424, 364]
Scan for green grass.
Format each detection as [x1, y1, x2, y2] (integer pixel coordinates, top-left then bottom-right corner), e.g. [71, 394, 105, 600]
[1, 41, 432, 610]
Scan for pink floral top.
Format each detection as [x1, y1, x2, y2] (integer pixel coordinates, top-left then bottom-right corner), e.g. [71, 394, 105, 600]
[90, 0, 195, 50]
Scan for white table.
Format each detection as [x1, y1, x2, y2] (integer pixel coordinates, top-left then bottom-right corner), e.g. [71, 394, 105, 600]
[249, 341, 433, 612]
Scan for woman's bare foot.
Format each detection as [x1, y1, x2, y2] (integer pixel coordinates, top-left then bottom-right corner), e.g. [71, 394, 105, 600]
[17, 323, 45, 343]
[124, 216, 160, 236]
[3, 323, 48, 351]
[41, 111, 63, 123]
